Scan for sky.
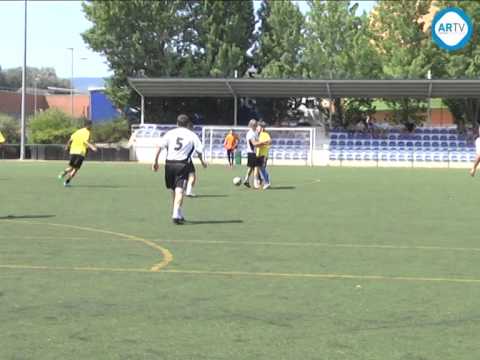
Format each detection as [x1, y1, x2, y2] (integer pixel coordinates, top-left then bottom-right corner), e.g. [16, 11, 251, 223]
[0, 1, 377, 79]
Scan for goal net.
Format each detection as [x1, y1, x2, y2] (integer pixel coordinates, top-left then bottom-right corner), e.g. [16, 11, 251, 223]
[202, 126, 315, 166]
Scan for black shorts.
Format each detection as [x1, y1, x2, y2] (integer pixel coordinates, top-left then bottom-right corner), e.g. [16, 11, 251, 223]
[165, 160, 190, 190]
[247, 153, 257, 168]
[69, 154, 84, 169]
[256, 156, 265, 167]
[186, 161, 196, 174]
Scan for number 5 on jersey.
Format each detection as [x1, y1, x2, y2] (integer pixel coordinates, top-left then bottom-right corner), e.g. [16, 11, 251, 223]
[174, 137, 183, 151]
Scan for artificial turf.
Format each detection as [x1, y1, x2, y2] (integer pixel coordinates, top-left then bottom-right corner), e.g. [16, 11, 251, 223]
[1, 161, 480, 360]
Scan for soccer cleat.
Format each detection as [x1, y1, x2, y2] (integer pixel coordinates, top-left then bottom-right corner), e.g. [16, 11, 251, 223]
[263, 183, 271, 190]
[63, 181, 71, 187]
[172, 217, 185, 225]
[243, 181, 250, 188]
[186, 193, 196, 197]
[58, 173, 64, 180]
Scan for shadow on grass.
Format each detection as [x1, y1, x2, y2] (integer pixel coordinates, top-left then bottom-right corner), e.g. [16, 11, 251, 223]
[73, 185, 125, 189]
[185, 219, 243, 225]
[190, 194, 229, 198]
[268, 186, 296, 190]
[0, 215, 56, 220]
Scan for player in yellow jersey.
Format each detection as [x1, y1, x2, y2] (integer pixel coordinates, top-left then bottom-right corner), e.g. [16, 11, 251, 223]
[0, 130, 5, 144]
[255, 121, 271, 189]
[58, 120, 97, 187]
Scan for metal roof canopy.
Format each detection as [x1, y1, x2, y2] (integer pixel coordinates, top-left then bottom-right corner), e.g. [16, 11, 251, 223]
[128, 78, 480, 124]
[129, 78, 480, 98]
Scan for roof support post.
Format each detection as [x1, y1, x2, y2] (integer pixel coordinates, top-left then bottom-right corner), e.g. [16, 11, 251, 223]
[225, 80, 237, 126]
[427, 81, 433, 125]
[140, 95, 145, 125]
[326, 82, 333, 127]
[233, 94, 238, 126]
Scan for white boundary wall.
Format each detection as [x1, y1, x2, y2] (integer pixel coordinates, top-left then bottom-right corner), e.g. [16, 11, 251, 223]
[129, 124, 474, 168]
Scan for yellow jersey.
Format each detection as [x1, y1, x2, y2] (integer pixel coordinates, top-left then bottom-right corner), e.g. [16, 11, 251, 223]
[0, 131, 5, 144]
[256, 131, 271, 157]
[69, 128, 91, 156]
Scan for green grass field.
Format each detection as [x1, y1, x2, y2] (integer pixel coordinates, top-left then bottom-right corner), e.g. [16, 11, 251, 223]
[2, 161, 480, 360]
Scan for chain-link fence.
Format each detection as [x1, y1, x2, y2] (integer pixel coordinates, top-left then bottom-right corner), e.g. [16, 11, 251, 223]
[0, 144, 132, 161]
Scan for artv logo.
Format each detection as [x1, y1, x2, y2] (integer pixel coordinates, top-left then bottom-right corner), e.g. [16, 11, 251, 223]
[432, 7, 473, 51]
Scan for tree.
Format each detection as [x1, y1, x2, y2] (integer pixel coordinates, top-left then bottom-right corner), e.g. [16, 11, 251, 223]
[370, 0, 435, 126]
[82, 0, 192, 113]
[92, 117, 130, 143]
[434, 0, 480, 132]
[304, 0, 381, 127]
[0, 67, 69, 90]
[254, 0, 304, 78]
[0, 113, 20, 143]
[198, 0, 255, 77]
[28, 109, 80, 144]
[82, 0, 255, 123]
[252, 0, 305, 124]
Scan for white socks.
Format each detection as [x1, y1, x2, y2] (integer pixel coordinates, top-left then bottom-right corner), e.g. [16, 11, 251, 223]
[172, 205, 184, 219]
[186, 182, 193, 195]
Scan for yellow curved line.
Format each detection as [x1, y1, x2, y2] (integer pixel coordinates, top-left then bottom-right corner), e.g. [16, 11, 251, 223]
[2, 263, 480, 284]
[161, 269, 480, 284]
[3, 220, 173, 272]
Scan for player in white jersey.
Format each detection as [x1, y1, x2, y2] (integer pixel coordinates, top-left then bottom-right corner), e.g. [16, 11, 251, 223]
[242, 119, 264, 188]
[470, 128, 480, 177]
[152, 114, 207, 224]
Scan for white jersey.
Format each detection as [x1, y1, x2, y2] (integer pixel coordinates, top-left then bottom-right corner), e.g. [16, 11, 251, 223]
[246, 129, 258, 153]
[159, 127, 204, 161]
[476, 137, 480, 155]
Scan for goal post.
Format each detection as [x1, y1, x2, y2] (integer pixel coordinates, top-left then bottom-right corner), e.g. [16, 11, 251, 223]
[202, 126, 315, 166]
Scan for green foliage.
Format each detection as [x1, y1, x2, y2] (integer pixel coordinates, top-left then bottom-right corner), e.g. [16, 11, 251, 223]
[304, 1, 380, 127]
[28, 109, 81, 144]
[385, 99, 427, 125]
[199, 0, 255, 77]
[343, 98, 377, 125]
[305, 1, 380, 80]
[82, 0, 255, 117]
[254, 0, 305, 78]
[0, 113, 20, 143]
[0, 66, 69, 90]
[252, 0, 305, 124]
[370, 0, 434, 125]
[92, 118, 130, 143]
[434, 0, 480, 127]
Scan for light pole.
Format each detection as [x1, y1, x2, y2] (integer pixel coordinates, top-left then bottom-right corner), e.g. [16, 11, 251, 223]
[67, 47, 74, 116]
[34, 76, 39, 115]
[20, 0, 27, 160]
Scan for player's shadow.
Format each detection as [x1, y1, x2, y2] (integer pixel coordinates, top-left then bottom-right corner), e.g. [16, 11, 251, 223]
[185, 220, 243, 225]
[191, 194, 229, 198]
[74, 185, 125, 188]
[0, 215, 56, 220]
[268, 186, 296, 190]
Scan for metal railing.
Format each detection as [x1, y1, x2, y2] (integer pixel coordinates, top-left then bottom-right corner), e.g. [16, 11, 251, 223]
[0, 144, 132, 161]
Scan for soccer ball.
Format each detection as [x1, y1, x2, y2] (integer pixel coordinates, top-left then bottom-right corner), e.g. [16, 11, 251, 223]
[233, 176, 242, 186]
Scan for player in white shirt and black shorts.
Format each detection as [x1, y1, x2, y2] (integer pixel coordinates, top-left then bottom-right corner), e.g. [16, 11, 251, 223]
[470, 128, 480, 177]
[152, 114, 207, 224]
[243, 119, 263, 188]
